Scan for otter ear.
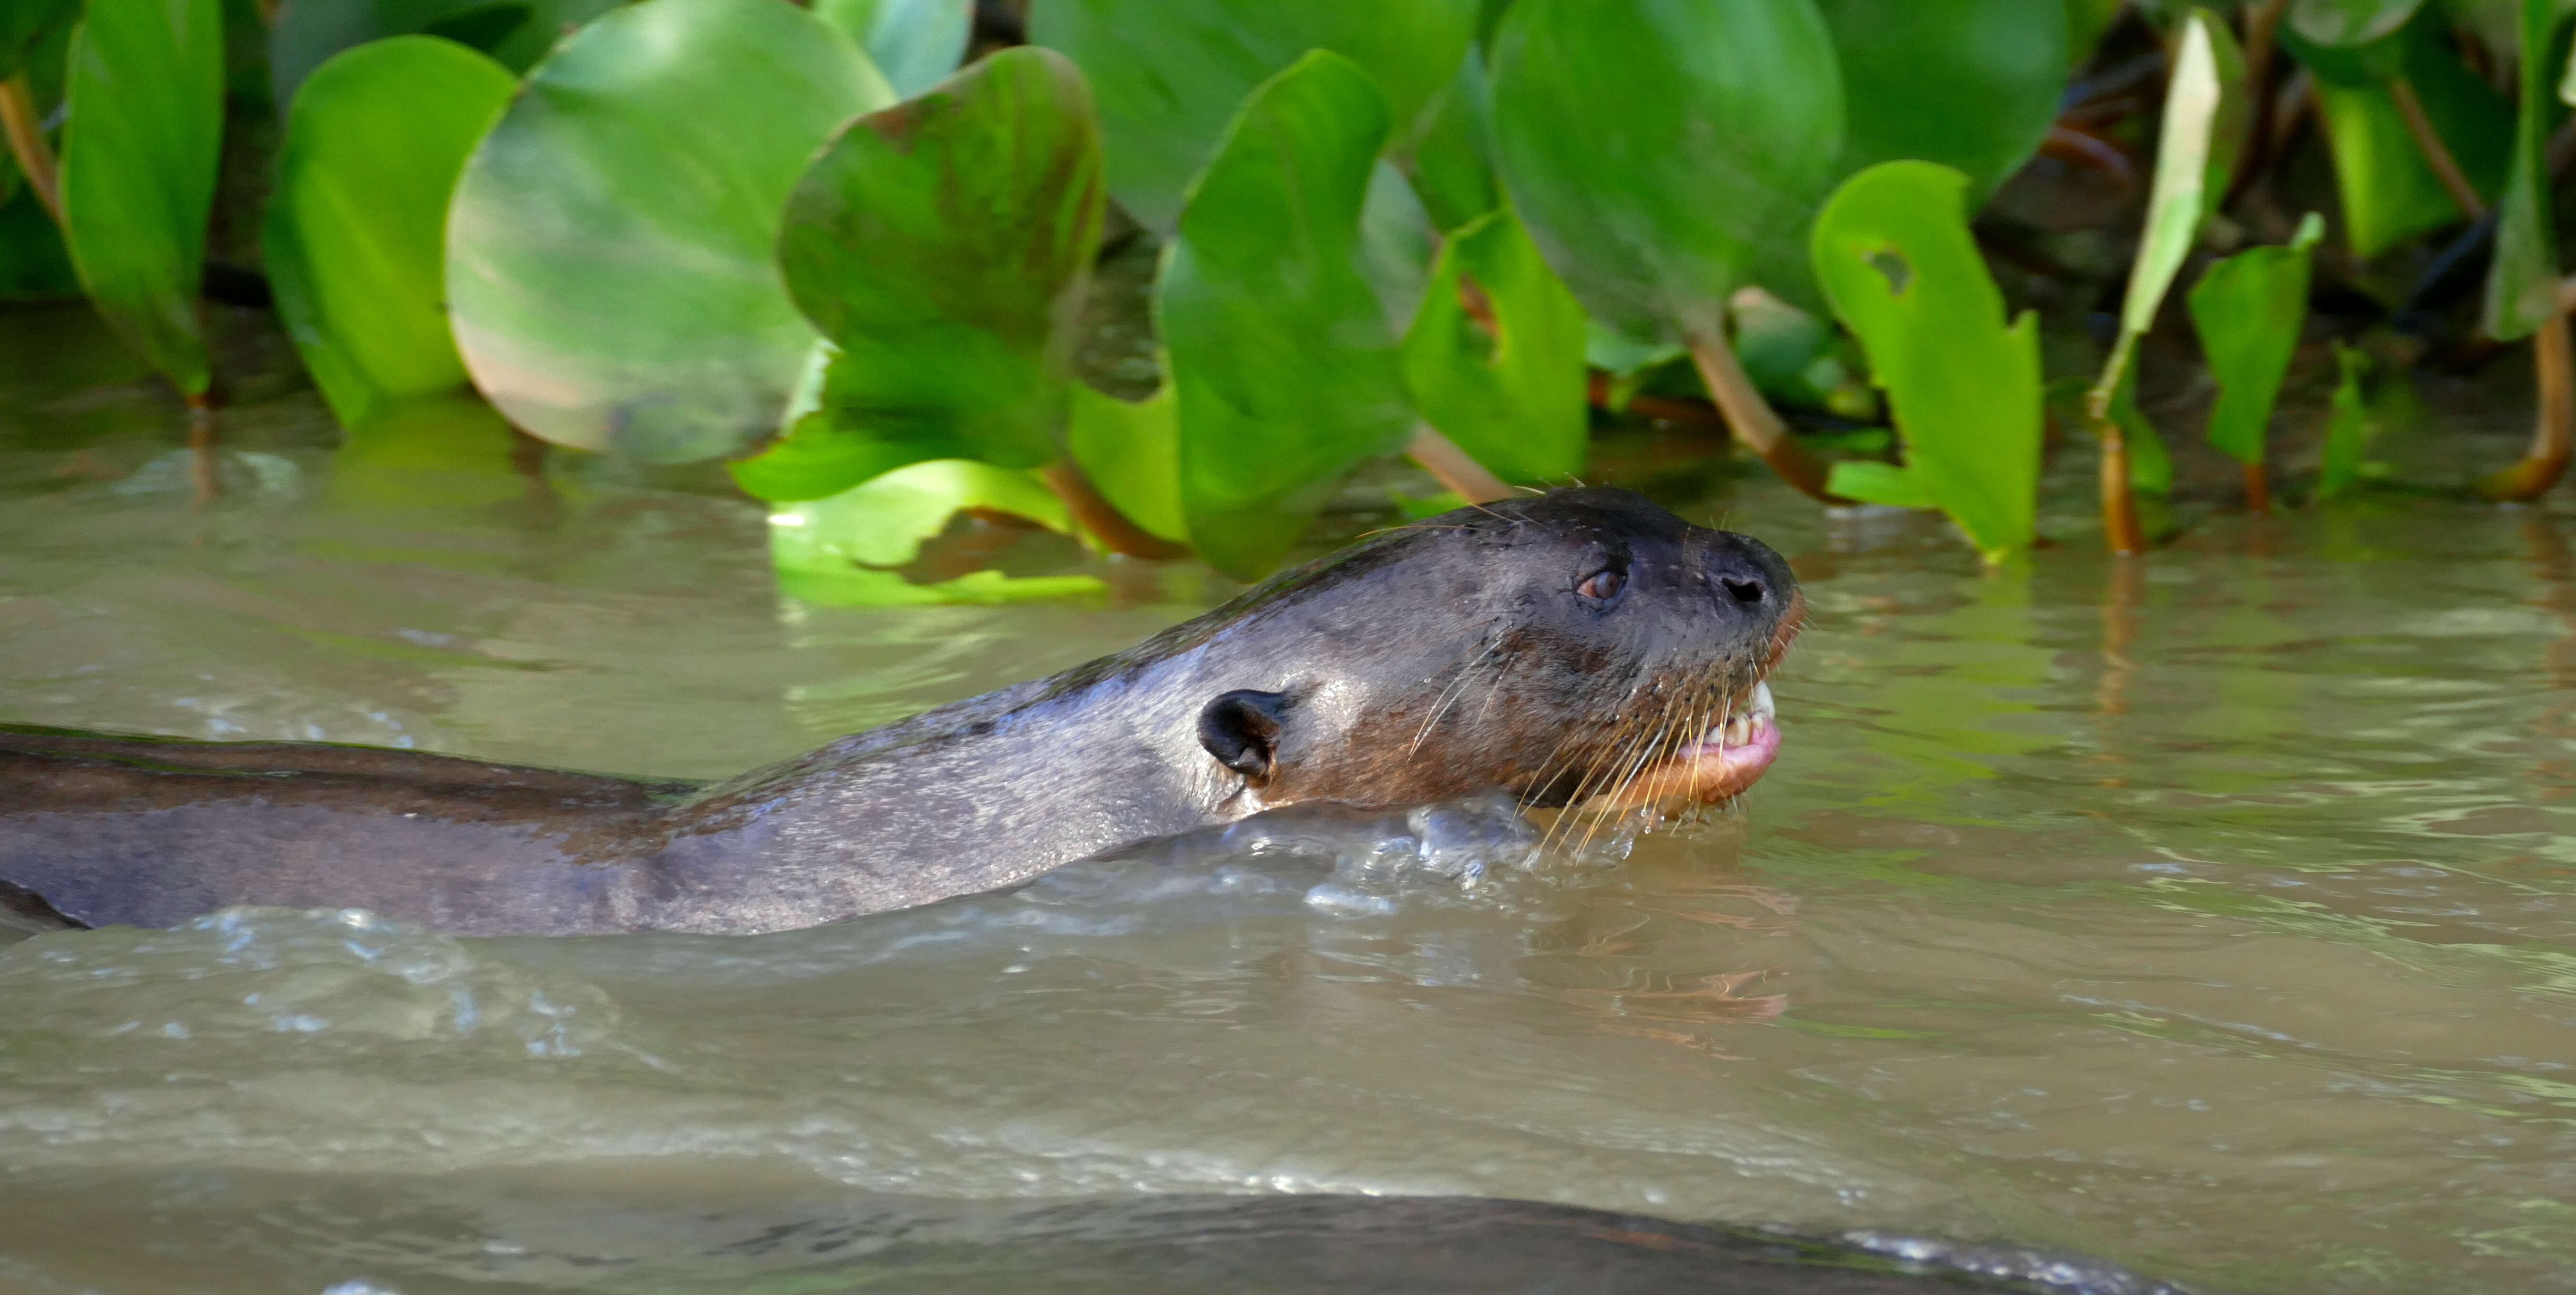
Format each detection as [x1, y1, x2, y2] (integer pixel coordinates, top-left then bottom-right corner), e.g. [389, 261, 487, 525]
[1198, 690, 1293, 781]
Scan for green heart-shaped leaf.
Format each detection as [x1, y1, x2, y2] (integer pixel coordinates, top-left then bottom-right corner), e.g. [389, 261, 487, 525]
[734, 45, 1105, 502]
[1030, 0, 1478, 230]
[1815, 0, 2065, 202]
[1160, 50, 1411, 578]
[1811, 161, 2040, 561]
[266, 36, 517, 428]
[446, 0, 893, 462]
[1488, 0, 1843, 345]
[1400, 204, 1587, 485]
[2190, 213, 2324, 466]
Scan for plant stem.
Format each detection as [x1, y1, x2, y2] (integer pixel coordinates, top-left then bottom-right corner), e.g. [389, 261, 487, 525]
[2478, 310, 2574, 500]
[1040, 459, 1189, 559]
[2242, 459, 2270, 513]
[2389, 76, 2487, 220]
[186, 400, 220, 506]
[0, 76, 61, 224]
[1684, 333, 1844, 502]
[2087, 333, 2146, 554]
[1405, 424, 1514, 502]
[2096, 413, 2145, 553]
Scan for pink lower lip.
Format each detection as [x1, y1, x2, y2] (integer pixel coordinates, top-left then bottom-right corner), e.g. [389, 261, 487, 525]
[1580, 716, 1783, 813]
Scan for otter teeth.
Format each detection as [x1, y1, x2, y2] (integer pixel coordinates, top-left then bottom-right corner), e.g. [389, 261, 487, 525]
[1713, 682, 1775, 750]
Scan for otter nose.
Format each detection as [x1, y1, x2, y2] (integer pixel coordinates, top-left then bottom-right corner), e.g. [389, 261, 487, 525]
[1704, 534, 1796, 615]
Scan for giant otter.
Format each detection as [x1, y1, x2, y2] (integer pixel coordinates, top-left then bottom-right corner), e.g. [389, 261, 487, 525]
[0, 489, 1798, 937]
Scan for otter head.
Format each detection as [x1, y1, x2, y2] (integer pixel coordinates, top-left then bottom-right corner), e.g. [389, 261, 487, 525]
[1188, 487, 1800, 821]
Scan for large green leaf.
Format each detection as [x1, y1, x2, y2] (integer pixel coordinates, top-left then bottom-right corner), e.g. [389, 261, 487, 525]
[1030, 0, 1479, 231]
[268, 0, 624, 109]
[58, 0, 225, 397]
[1813, 0, 2065, 201]
[1811, 162, 2040, 561]
[2189, 213, 2325, 466]
[1407, 46, 1498, 233]
[811, 0, 970, 98]
[1488, 0, 1843, 345]
[2484, 0, 2563, 340]
[0, 0, 77, 78]
[732, 45, 1105, 503]
[445, 0, 893, 462]
[2313, 80, 2503, 254]
[1400, 204, 1587, 485]
[1159, 50, 1410, 578]
[265, 36, 515, 428]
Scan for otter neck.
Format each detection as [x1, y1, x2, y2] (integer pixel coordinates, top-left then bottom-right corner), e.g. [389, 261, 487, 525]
[638, 665, 1245, 934]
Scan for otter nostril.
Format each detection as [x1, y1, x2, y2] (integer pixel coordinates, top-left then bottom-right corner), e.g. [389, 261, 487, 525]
[1721, 576, 1765, 605]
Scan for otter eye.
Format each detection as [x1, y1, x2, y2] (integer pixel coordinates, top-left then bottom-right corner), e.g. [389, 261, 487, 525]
[1576, 567, 1626, 602]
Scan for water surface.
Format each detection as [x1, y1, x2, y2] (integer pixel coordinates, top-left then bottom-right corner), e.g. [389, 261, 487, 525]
[5, 304, 2576, 1293]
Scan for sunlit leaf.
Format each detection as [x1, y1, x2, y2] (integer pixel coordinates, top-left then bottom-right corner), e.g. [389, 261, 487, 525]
[2291, 0, 2430, 46]
[770, 458, 1102, 606]
[811, 0, 971, 98]
[777, 565, 1108, 606]
[2091, 2, 2230, 534]
[58, 0, 225, 396]
[1029, 0, 1478, 231]
[1160, 50, 1411, 578]
[1824, 460, 1936, 509]
[446, 0, 894, 462]
[1066, 382, 1187, 544]
[2483, 0, 2563, 340]
[2122, 11, 2230, 341]
[1488, 0, 1843, 345]
[265, 36, 516, 428]
[1400, 204, 1587, 485]
[268, 0, 621, 108]
[770, 458, 1070, 571]
[734, 46, 1104, 502]
[2189, 212, 2325, 466]
[2317, 342, 2371, 498]
[1811, 161, 2041, 561]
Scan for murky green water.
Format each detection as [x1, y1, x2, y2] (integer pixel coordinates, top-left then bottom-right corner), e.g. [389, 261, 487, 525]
[6, 303, 2576, 1293]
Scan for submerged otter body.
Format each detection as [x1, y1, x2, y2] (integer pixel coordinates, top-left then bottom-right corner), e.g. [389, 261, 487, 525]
[0, 489, 1799, 937]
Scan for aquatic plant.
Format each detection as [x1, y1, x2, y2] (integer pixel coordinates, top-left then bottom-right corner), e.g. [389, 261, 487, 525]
[3, 0, 2576, 584]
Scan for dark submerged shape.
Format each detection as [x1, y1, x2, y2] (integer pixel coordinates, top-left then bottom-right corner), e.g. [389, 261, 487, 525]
[0, 488, 1798, 936]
